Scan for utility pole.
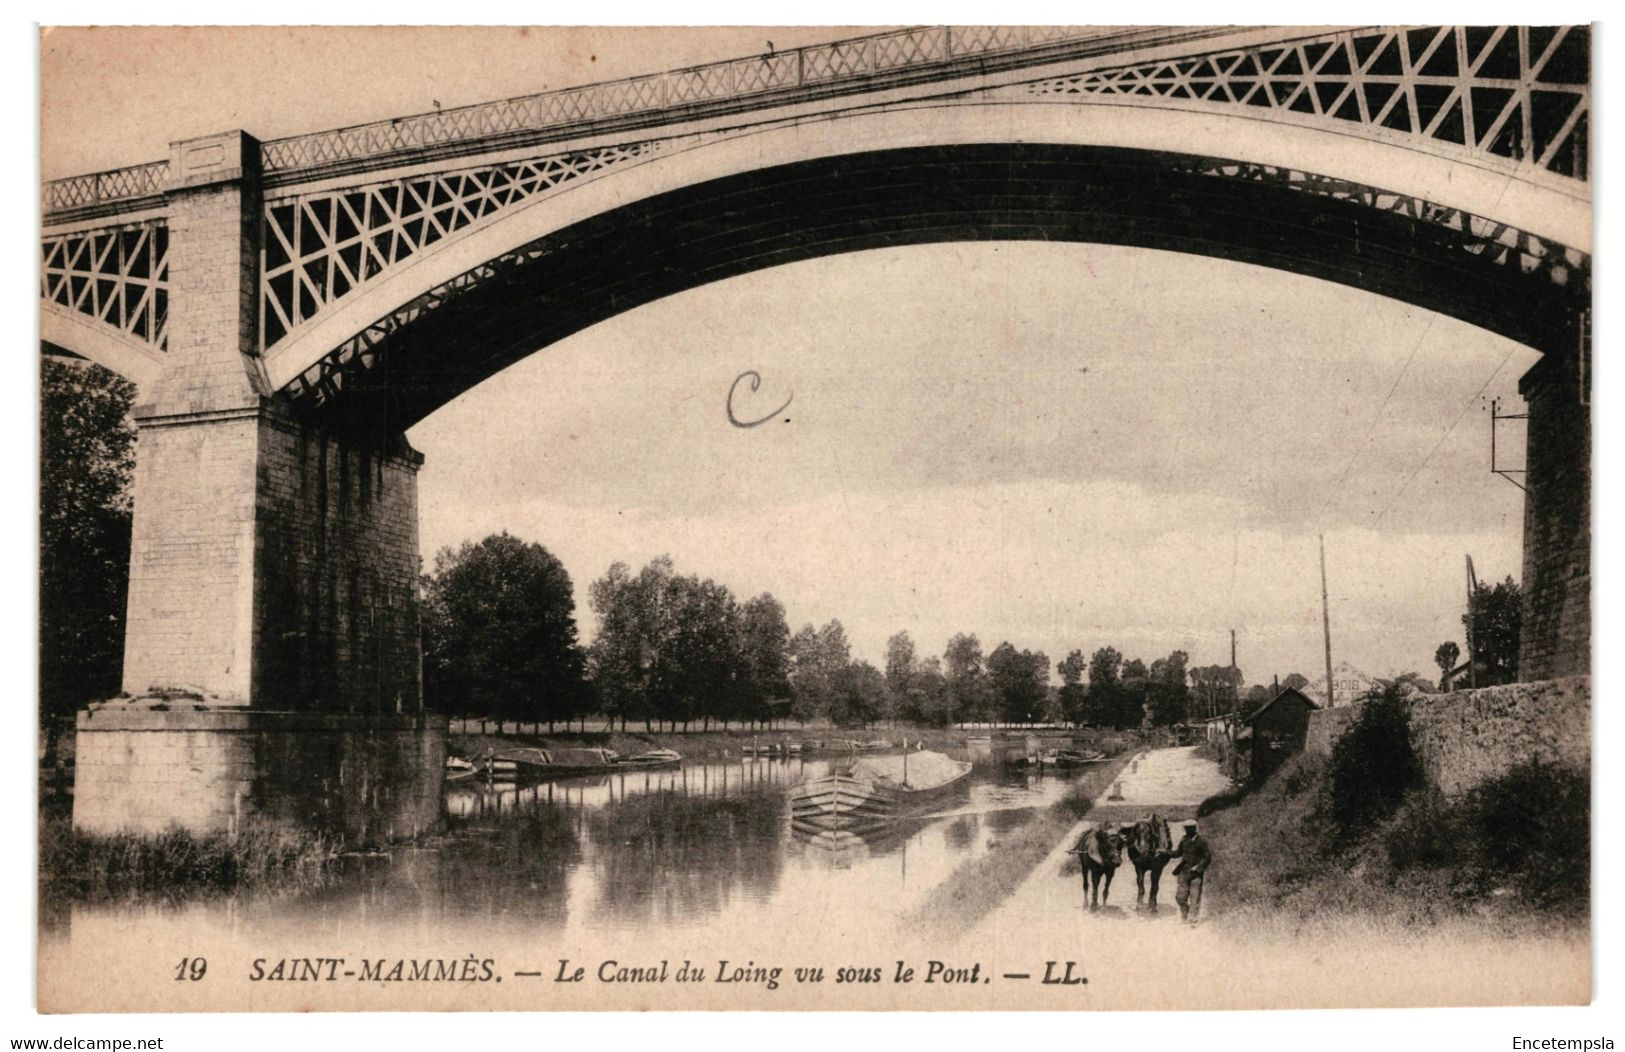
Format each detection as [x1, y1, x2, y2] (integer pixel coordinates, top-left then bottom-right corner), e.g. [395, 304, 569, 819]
[1320, 534, 1335, 708]
[1465, 555, 1479, 689]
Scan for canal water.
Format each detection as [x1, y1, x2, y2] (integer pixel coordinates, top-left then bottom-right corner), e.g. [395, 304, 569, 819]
[41, 755, 1091, 959]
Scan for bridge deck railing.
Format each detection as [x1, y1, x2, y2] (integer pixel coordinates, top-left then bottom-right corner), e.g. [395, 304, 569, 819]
[44, 24, 1135, 214]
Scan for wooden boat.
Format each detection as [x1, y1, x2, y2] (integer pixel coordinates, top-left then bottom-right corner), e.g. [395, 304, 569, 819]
[477, 746, 620, 780]
[744, 741, 806, 757]
[615, 748, 682, 770]
[1054, 748, 1107, 768]
[788, 750, 972, 829]
[444, 756, 478, 782]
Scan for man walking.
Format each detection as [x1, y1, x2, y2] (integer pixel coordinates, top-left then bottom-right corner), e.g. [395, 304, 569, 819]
[1172, 819, 1211, 926]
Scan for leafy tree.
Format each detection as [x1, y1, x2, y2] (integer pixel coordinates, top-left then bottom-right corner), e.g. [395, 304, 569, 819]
[989, 642, 1049, 725]
[588, 557, 675, 728]
[1463, 576, 1521, 686]
[424, 533, 586, 724]
[1085, 646, 1124, 727]
[40, 359, 136, 749]
[1434, 641, 1461, 690]
[1056, 649, 1088, 725]
[1146, 650, 1190, 726]
[909, 655, 951, 726]
[788, 619, 851, 723]
[1118, 657, 1149, 728]
[944, 633, 993, 725]
[738, 593, 791, 725]
[651, 573, 742, 730]
[1189, 664, 1243, 719]
[830, 660, 887, 728]
[884, 631, 917, 698]
[1282, 672, 1311, 692]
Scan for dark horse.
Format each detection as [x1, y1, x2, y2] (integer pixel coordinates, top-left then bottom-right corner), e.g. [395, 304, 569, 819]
[1124, 813, 1174, 911]
[1074, 825, 1123, 911]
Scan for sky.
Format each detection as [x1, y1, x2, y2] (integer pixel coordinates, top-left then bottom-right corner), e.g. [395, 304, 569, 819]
[41, 26, 1539, 685]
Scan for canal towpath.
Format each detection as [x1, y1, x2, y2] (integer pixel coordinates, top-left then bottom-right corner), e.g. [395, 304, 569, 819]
[967, 744, 1232, 940]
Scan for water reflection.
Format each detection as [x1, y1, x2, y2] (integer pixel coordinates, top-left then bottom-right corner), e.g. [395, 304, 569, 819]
[584, 786, 787, 928]
[46, 755, 1091, 950]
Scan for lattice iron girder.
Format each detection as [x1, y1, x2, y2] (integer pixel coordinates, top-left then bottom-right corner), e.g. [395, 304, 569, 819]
[1015, 25, 1590, 183]
[1181, 159, 1589, 293]
[283, 241, 555, 409]
[279, 145, 1590, 420]
[254, 26, 1120, 174]
[40, 221, 170, 350]
[259, 140, 664, 351]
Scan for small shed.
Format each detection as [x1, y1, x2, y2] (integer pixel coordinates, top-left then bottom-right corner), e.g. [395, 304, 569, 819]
[1243, 686, 1320, 783]
[1201, 712, 1234, 742]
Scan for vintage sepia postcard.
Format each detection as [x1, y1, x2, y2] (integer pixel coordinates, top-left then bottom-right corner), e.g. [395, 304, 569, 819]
[37, 24, 1591, 1013]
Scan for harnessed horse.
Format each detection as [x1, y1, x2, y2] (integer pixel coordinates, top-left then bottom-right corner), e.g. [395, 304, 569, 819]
[1074, 825, 1123, 911]
[1124, 813, 1174, 910]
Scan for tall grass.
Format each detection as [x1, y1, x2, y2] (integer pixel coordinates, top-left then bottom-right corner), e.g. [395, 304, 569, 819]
[40, 817, 338, 905]
[1197, 744, 1588, 937]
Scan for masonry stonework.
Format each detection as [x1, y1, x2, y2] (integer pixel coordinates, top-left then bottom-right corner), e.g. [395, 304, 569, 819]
[1518, 346, 1591, 681]
[73, 709, 445, 845]
[1304, 677, 1590, 796]
[80, 129, 441, 842]
[253, 411, 424, 713]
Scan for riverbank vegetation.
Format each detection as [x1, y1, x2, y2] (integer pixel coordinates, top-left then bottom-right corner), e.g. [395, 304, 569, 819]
[1197, 687, 1588, 933]
[39, 817, 338, 905]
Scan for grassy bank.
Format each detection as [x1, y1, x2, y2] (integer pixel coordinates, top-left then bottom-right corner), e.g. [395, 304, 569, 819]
[39, 817, 339, 905]
[906, 752, 1135, 935]
[1196, 749, 1589, 937]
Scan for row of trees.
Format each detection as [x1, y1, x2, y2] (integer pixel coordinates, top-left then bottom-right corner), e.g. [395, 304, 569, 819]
[423, 542, 1277, 730]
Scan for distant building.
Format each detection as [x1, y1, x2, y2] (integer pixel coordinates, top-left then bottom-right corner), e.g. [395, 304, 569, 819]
[1201, 712, 1234, 742]
[1242, 686, 1320, 783]
[1303, 661, 1380, 708]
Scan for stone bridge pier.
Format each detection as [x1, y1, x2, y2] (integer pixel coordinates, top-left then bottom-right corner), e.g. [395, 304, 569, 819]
[72, 132, 444, 845]
[1518, 320, 1591, 682]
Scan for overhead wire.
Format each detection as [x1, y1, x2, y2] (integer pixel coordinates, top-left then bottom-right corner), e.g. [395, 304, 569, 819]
[1371, 343, 1521, 525]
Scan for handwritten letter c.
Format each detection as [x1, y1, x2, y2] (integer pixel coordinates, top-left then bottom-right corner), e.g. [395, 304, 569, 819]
[727, 370, 793, 428]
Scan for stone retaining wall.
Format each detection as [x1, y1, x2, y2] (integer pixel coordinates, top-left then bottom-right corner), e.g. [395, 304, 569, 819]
[1304, 676, 1589, 795]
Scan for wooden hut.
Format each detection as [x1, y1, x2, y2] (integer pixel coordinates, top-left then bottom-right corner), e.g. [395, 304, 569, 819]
[1242, 686, 1320, 783]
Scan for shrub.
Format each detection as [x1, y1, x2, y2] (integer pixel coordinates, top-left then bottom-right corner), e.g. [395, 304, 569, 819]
[1468, 760, 1589, 911]
[1327, 685, 1423, 838]
[1384, 787, 1471, 871]
[1280, 753, 1325, 797]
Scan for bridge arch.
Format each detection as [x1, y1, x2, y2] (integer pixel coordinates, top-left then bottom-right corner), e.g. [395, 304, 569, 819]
[264, 101, 1589, 427]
